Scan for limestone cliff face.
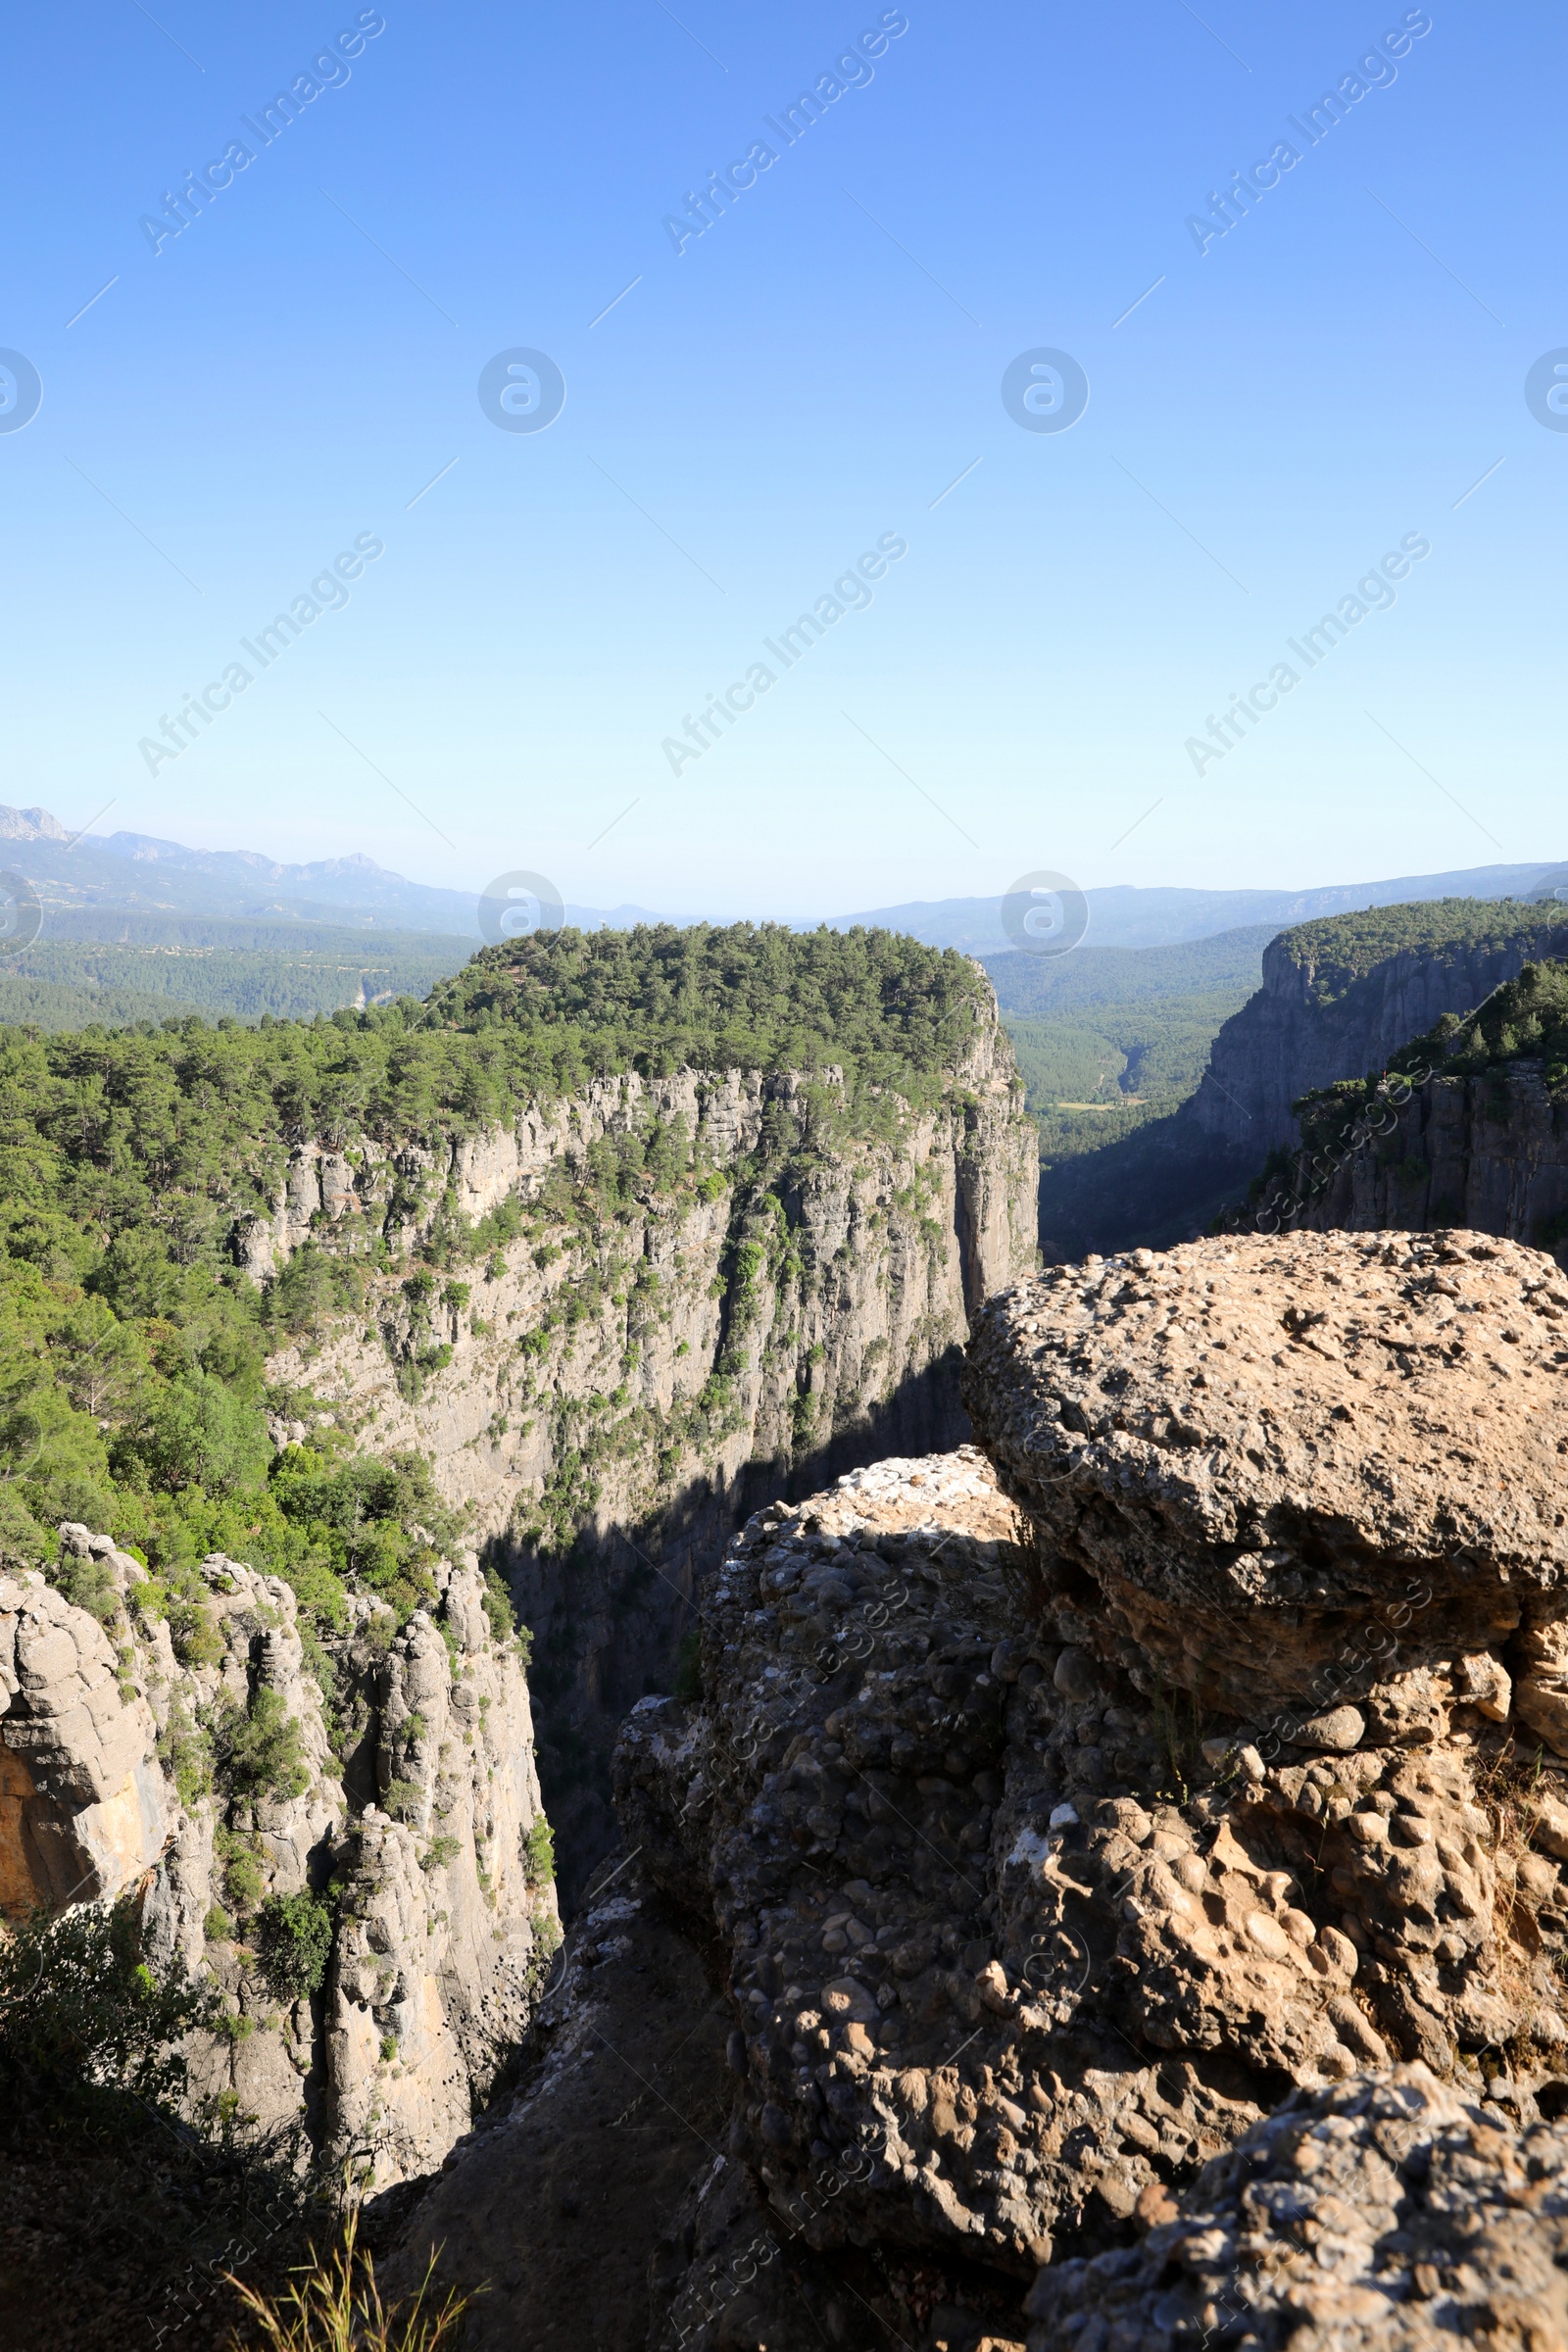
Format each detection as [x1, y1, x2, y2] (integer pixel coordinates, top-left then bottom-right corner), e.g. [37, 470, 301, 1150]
[1185, 910, 1568, 1155]
[1284, 1061, 1568, 1256]
[0, 1526, 556, 2188]
[259, 1012, 1038, 1893]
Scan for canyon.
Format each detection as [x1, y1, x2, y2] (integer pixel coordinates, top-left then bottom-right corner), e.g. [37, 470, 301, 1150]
[257, 1016, 1038, 1894]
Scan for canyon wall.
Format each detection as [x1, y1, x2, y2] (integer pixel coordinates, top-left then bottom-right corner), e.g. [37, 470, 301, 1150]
[257, 1015, 1039, 1894]
[1039, 902, 1568, 1262]
[1186, 904, 1568, 1155]
[1275, 1060, 1568, 1258]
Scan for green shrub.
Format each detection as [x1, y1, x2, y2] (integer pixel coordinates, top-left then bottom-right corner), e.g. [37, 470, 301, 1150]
[419, 1835, 460, 1875]
[480, 1564, 521, 1649]
[0, 1484, 52, 1574]
[523, 1815, 555, 1887]
[168, 1596, 223, 1666]
[47, 1547, 122, 1627]
[204, 1902, 233, 1942]
[220, 1840, 266, 1914]
[214, 1687, 311, 1803]
[0, 1892, 219, 2121]
[158, 1701, 213, 1807]
[255, 1892, 334, 2000]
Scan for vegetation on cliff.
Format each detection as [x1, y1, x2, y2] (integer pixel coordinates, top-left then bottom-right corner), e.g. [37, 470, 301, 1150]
[426, 922, 992, 1109]
[1287, 956, 1568, 1147]
[1274, 896, 1568, 1000]
[0, 923, 997, 1626]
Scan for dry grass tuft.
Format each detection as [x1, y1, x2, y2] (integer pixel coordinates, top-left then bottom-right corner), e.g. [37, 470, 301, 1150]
[225, 2207, 473, 2352]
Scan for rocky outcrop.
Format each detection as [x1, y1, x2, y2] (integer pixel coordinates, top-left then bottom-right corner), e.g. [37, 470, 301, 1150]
[0, 1541, 166, 1914]
[1025, 2064, 1568, 2351]
[962, 1232, 1568, 2072]
[261, 1014, 1038, 1896]
[1, 1530, 555, 2188]
[1186, 905, 1568, 1155]
[392, 1229, 1568, 2347]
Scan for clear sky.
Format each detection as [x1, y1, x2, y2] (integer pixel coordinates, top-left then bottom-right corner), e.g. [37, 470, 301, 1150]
[2, 2, 1562, 918]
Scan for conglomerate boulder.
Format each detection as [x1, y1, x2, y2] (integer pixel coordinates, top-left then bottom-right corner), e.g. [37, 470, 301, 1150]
[961, 1228, 1568, 1729]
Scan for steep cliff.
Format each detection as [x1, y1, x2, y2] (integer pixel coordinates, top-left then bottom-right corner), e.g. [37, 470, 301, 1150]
[1039, 901, 1568, 1261]
[260, 1022, 1036, 1895]
[1232, 956, 1568, 1266]
[1187, 898, 1568, 1154]
[0, 1523, 555, 2187]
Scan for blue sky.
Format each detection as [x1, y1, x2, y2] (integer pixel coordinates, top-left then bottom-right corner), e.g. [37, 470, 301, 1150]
[2, 1, 1562, 918]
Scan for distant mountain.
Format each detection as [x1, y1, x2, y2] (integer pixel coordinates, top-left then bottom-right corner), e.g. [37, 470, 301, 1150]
[834, 862, 1566, 954]
[0, 805, 71, 844]
[0, 808, 660, 938]
[0, 808, 1559, 956]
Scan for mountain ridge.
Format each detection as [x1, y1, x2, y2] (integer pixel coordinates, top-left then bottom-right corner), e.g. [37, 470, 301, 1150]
[1, 806, 1560, 951]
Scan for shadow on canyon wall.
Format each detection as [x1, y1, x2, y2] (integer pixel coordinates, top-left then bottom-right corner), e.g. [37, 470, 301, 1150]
[494, 1348, 968, 1910]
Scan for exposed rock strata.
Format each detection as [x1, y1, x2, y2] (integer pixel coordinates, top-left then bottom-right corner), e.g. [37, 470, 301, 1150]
[1285, 1060, 1568, 1258]
[1, 1532, 554, 2186]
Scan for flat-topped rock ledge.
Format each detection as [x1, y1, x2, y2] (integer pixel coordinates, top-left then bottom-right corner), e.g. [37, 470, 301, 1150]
[962, 1229, 1568, 1737]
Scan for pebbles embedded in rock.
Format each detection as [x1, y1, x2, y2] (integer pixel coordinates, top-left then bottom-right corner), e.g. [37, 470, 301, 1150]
[1026, 2066, 1568, 2352]
[1290, 1705, 1367, 1752]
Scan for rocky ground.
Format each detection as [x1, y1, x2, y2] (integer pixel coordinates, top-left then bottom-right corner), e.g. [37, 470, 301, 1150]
[390, 1228, 1568, 2348]
[1025, 2062, 1568, 2350]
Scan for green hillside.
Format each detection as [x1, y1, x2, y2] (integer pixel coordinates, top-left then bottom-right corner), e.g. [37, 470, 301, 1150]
[984, 923, 1273, 1014]
[0, 922, 993, 1603]
[1005, 989, 1253, 1111]
[0, 915, 473, 1026]
[0, 970, 208, 1032]
[989, 926, 1269, 1180]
